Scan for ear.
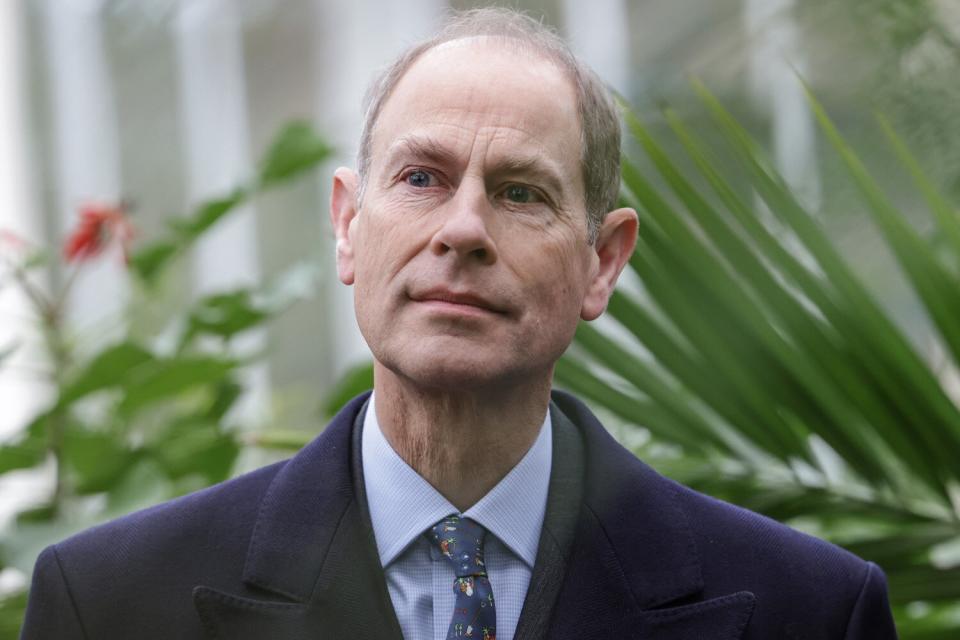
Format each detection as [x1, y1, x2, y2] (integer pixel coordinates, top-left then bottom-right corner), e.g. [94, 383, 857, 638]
[581, 207, 639, 321]
[329, 167, 360, 285]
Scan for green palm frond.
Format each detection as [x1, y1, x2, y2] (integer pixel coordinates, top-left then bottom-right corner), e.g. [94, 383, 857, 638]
[557, 85, 960, 636]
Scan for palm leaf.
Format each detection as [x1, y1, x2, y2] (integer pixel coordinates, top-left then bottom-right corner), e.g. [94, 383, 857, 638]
[560, 85, 960, 636]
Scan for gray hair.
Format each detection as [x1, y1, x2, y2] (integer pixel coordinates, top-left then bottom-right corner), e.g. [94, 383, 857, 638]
[355, 7, 622, 243]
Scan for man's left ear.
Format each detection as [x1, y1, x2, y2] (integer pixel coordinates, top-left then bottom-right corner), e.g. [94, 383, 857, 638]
[581, 207, 639, 321]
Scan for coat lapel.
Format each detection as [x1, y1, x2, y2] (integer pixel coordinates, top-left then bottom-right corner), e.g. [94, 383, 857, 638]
[194, 392, 404, 640]
[545, 392, 755, 640]
[192, 390, 755, 639]
[513, 402, 586, 640]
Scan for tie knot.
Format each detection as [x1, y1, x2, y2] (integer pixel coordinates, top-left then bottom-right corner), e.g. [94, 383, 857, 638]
[429, 515, 488, 578]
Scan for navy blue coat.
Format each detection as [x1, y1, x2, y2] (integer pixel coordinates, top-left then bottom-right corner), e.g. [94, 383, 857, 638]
[21, 391, 897, 639]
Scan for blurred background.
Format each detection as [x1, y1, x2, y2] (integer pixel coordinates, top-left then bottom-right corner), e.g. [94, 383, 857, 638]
[1, 0, 959, 636]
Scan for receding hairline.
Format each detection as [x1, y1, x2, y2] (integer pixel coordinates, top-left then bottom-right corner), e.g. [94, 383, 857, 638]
[415, 32, 572, 66]
[363, 34, 582, 154]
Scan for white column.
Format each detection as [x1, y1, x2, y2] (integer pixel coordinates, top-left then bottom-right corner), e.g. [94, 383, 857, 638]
[43, 0, 128, 346]
[313, 0, 444, 377]
[745, 0, 821, 211]
[174, 0, 270, 427]
[560, 0, 632, 96]
[0, 0, 51, 439]
[0, 0, 53, 539]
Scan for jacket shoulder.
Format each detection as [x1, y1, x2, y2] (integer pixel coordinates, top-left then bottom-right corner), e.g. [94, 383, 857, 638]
[673, 481, 867, 579]
[57, 460, 285, 559]
[43, 458, 289, 614]
[672, 481, 895, 637]
[22, 461, 291, 640]
[23, 393, 372, 639]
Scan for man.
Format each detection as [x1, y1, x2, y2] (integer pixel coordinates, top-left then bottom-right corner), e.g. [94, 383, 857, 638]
[22, 8, 896, 640]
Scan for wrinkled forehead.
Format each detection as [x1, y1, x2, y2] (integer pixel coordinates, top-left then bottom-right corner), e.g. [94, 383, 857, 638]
[368, 37, 582, 171]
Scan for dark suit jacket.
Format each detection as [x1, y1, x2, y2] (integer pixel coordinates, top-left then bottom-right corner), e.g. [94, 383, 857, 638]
[21, 391, 897, 639]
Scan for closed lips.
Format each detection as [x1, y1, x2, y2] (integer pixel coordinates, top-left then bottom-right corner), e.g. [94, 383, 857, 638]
[410, 289, 505, 314]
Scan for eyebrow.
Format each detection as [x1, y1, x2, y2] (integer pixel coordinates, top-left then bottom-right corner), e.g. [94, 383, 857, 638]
[384, 134, 569, 201]
[383, 135, 460, 174]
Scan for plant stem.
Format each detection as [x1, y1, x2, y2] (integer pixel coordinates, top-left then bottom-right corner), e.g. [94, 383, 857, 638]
[38, 303, 69, 514]
[1, 254, 71, 511]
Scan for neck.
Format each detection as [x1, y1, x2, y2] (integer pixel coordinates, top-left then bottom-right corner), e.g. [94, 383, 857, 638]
[373, 362, 552, 512]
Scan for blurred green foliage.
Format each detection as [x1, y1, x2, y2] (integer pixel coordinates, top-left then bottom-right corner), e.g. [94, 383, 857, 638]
[798, 0, 960, 201]
[0, 121, 332, 636]
[556, 86, 960, 637]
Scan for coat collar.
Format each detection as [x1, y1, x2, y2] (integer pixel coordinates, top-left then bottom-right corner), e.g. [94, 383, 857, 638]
[543, 391, 754, 639]
[553, 390, 704, 609]
[194, 392, 404, 639]
[241, 391, 371, 602]
[194, 390, 754, 640]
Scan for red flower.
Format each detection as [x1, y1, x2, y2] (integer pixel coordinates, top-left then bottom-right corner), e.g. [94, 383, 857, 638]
[63, 202, 134, 264]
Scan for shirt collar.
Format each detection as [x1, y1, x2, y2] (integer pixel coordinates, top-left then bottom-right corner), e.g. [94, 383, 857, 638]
[361, 392, 552, 570]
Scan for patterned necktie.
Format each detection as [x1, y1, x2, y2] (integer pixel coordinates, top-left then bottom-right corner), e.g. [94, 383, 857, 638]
[429, 515, 497, 640]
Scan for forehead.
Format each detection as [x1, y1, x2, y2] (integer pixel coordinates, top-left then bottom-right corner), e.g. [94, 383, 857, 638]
[369, 38, 582, 178]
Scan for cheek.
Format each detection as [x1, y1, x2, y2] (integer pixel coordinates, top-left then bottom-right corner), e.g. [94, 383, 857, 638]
[512, 237, 590, 311]
[353, 209, 415, 284]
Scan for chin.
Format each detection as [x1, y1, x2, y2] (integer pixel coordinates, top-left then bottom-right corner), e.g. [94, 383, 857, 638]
[375, 347, 528, 394]
[397, 358, 507, 392]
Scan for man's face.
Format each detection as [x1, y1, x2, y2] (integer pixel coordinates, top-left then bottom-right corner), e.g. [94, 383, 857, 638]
[333, 39, 613, 391]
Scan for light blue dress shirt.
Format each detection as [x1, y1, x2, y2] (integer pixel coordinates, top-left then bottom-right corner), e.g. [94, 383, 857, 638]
[361, 393, 553, 640]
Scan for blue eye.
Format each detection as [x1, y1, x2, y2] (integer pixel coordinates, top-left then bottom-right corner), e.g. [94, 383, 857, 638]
[405, 169, 432, 188]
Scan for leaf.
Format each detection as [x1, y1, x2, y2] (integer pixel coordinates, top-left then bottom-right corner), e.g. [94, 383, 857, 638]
[641, 106, 924, 484]
[0, 412, 52, 474]
[63, 427, 136, 495]
[146, 420, 238, 484]
[807, 86, 960, 377]
[321, 360, 373, 419]
[256, 259, 324, 309]
[203, 380, 243, 422]
[0, 443, 45, 474]
[554, 355, 707, 451]
[103, 459, 172, 515]
[0, 589, 28, 639]
[60, 342, 155, 406]
[166, 189, 247, 241]
[568, 324, 722, 453]
[184, 289, 271, 342]
[129, 240, 179, 285]
[131, 192, 247, 287]
[877, 113, 960, 265]
[132, 122, 327, 286]
[693, 80, 960, 497]
[661, 107, 939, 484]
[887, 565, 960, 604]
[258, 121, 333, 187]
[576, 90, 960, 634]
[16, 504, 56, 524]
[117, 357, 237, 417]
[248, 428, 311, 451]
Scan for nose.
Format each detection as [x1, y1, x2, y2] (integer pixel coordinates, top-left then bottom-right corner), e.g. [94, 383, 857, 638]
[429, 182, 498, 265]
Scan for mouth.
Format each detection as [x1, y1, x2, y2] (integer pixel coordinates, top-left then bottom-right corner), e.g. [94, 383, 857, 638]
[408, 288, 507, 316]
